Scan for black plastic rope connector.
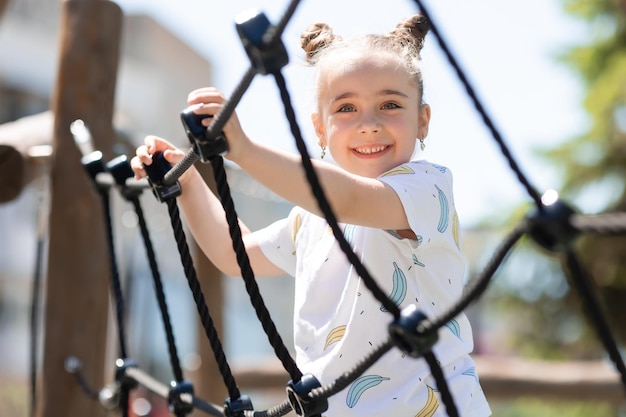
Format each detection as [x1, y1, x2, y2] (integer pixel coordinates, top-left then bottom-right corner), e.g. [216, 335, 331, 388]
[143, 152, 182, 202]
[98, 383, 121, 410]
[388, 305, 438, 358]
[94, 358, 138, 411]
[107, 155, 142, 199]
[224, 395, 254, 417]
[235, 9, 289, 75]
[286, 374, 328, 417]
[81, 150, 107, 189]
[181, 104, 229, 161]
[168, 380, 195, 416]
[114, 358, 139, 390]
[526, 190, 580, 253]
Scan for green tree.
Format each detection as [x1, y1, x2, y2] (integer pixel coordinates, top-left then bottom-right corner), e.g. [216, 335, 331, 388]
[491, 0, 626, 358]
[483, 0, 626, 360]
[545, 0, 626, 346]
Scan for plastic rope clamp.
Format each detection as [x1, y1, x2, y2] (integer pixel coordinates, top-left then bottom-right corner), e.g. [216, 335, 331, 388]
[81, 150, 107, 188]
[526, 190, 580, 253]
[181, 104, 228, 161]
[224, 395, 254, 417]
[106, 155, 142, 199]
[286, 373, 328, 417]
[114, 358, 139, 391]
[143, 152, 182, 202]
[98, 382, 120, 410]
[168, 380, 195, 416]
[235, 9, 289, 75]
[388, 305, 438, 358]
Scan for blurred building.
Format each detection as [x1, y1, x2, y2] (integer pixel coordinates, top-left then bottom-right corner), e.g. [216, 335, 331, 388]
[0, 0, 294, 390]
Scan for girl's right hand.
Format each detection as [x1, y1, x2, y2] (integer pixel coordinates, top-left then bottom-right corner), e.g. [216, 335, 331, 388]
[130, 135, 189, 182]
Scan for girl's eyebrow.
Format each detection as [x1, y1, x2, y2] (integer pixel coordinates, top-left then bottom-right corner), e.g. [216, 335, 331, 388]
[379, 89, 409, 98]
[331, 89, 409, 103]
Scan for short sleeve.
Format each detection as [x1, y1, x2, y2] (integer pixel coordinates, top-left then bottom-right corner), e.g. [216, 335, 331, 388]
[378, 161, 459, 247]
[254, 207, 301, 276]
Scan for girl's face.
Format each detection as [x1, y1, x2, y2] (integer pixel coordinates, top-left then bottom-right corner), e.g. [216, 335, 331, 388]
[312, 56, 430, 178]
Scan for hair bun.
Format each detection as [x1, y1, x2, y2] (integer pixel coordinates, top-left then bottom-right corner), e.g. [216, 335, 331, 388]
[300, 22, 340, 64]
[389, 13, 430, 52]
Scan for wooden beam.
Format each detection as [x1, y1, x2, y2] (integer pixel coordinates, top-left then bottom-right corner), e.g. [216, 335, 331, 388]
[228, 356, 625, 405]
[0, 112, 53, 202]
[474, 355, 625, 404]
[38, 1, 122, 417]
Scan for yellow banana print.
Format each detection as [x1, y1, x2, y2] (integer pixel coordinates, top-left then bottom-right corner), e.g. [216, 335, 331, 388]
[452, 210, 460, 248]
[324, 325, 347, 350]
[381, 165, 415, 177]
[415, 385, 439, 417]
[292, 213, 301, 245]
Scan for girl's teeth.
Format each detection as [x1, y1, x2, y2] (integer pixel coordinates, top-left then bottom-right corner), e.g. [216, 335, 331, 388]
[356, 146, 386, 154]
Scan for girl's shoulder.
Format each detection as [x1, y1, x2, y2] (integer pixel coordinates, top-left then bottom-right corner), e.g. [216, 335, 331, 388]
[380, 159, 453, 181]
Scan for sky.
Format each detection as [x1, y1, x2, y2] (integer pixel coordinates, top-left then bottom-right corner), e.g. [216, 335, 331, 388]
[114, 0, 589, 227]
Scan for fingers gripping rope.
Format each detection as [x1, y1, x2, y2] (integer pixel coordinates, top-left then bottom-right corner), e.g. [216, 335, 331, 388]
[64, 2, 626, 417]
[79, 151, 206, 416]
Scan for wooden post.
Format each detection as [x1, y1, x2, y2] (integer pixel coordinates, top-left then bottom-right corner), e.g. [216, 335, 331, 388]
[0, 0, 9, 20]
[37, 1, 122, 417]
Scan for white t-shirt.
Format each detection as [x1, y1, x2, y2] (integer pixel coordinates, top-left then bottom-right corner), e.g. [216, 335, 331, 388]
[255, 160, 491, 417]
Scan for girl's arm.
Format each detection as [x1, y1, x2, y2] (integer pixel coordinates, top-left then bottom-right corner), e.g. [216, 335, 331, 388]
[188, 88, 411, 232]
[231, 141, 410, 231]
[131, 136, 285, 278]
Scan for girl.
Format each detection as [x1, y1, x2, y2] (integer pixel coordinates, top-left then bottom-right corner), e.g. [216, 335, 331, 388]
[132, 13, 491, 417]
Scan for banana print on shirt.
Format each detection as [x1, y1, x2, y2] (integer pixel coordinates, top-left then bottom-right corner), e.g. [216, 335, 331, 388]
[452, 210, 460, 248]
[435, 184, 449, 233]
[345, 375, 391, 408]
[380, 165, 415, 177]
[380, 262, 408, 312]
[291, 212, 302, 255]
[445, 318, 461, 339]
[324, 325, 347, 350]
[415, 385, 439, 417]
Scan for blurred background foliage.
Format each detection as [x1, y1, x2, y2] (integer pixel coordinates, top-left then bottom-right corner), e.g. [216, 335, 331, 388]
[347, 3, 626, 416]
[488, 0, 626, 363]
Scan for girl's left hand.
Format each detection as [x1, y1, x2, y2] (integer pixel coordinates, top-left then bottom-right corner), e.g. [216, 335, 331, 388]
[186, 87, 251, 162]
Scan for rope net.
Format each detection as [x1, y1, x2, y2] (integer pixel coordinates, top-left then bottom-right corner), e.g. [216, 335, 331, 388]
[58, 0, 626, 416]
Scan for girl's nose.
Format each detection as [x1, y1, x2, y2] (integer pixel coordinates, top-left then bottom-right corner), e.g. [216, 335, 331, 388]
[358, 112, 382, 134]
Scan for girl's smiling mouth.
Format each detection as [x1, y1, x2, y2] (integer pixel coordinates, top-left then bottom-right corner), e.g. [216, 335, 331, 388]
[352, 144, 391, 156]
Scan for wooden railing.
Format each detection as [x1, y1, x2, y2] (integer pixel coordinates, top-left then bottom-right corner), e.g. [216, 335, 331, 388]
[229, 355, 625, 406]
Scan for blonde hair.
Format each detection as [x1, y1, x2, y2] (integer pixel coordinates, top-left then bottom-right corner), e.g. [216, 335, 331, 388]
[300, 14, 430, 103]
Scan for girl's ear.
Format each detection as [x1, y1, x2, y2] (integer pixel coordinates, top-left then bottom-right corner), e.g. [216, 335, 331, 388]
[417, 104, 431, 140]
[311, 112, 327, 147]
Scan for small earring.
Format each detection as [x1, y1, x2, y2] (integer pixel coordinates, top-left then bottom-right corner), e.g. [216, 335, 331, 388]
[320, 146, 326, 159]
[419, 138, 426, 151]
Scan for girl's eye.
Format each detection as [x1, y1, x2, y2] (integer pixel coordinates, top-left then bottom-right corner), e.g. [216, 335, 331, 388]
[338, 104, 356, 112]
[381, 102, 400, 110]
